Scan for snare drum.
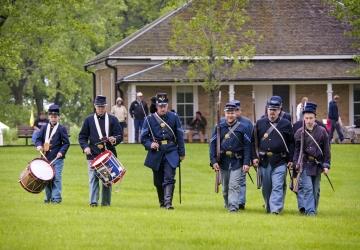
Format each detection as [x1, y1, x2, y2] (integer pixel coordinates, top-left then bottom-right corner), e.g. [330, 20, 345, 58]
[19, 158, 54, 193]
[91, 150, 126, 187]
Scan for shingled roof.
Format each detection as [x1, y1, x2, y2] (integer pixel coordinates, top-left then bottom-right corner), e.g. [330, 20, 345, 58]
[86, 0, 359, 66]
[119, 60, 359, 83]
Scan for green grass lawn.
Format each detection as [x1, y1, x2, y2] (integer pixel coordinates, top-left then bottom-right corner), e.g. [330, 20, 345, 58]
[0, 144, 359, 249]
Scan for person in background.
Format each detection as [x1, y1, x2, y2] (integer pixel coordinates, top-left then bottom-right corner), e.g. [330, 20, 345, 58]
[32, 111, 49, 143]
[129, 92, 148, 143]
[111, 97, 128, 135]
[328, 94, 344, 143]
[187, 111, 207, 143]
[296, 97, 308, 122]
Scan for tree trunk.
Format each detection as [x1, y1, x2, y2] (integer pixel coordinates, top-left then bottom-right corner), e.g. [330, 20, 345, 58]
[10, 78, 27, 105]
[207, 89, 217, 141]
[54, 81, 63, 106]
[33, 84, 44, 114]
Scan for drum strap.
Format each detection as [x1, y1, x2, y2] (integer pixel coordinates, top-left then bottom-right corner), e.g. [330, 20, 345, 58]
[94, 113, 109, 139]
[45, 123, 59, 144]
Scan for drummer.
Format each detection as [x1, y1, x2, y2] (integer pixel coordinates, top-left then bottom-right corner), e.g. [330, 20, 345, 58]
[78, 95, 122, 207]
[35, 104, 70, 204]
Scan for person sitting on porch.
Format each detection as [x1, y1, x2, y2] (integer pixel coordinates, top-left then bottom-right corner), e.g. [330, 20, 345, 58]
[187, 111, 207, 143]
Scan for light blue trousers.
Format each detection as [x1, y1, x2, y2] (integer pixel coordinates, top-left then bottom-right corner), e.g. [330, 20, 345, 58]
[238, 168, 246, 206]
[220, 168, 242, 211]
[44, 159, 64, 203]
[297, 169, 321, 215]
[87, 160, 112, 206]
[261, 163, 287, 213]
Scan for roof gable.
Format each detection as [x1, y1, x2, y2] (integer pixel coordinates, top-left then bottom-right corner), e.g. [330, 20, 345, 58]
[86, 0, 359, 66]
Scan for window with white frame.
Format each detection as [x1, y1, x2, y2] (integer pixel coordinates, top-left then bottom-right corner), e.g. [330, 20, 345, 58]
[176, 86, 194, 129]
[354, 84, 360, 125]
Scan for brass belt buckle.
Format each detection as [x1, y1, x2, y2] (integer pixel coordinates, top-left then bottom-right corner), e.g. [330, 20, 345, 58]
[161, 140, 168, 145]
[308, 156, 315, 161]
[266, 152, 273, 157]
[225, 151, 232, 157]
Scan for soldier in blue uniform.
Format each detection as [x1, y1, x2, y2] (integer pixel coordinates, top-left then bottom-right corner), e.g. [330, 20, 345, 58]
[293, 102, 331, 215]
[261, 96, 292, 122]
[231, 100, 253, 210]
[210, 103, 251, 212]
[140, 93, 185, 209]
[78, 95, 122, 207]
[35, 104, 70, 204]
[252, 96, 294, 214]
[293, 118, 326, 133]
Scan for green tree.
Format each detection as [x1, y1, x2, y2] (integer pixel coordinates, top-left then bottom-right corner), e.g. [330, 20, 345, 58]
[0, 0, 127, 126]
[169, 0, 259, 132]
[327, 0, 360, 75]
[0, 0, 182, 127]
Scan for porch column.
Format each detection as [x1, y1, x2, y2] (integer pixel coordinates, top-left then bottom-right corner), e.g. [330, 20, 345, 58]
[127, 84, 137, 143]
[327, 83, 333, 107]
[349, 84, 354, 125]
[171, 85, 177, 111]
[110, 72, 114, 107]
[229, 84, 235, 101]
[193, 85, 198, 113]
[290, 84, 296, 122]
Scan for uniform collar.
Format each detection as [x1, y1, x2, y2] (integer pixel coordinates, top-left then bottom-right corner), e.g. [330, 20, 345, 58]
[96, 113, 106, 119]
[306, 123, 317, 132]
[226, 120, 237, 127]
[268, 116, 280, 123]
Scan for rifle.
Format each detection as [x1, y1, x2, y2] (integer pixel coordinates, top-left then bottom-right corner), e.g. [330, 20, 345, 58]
[179, 163, 182, 203]
[247, 172, 254, 184]
[252, 90, 262, 189]
[293, 119, 305, 193]
[215, 91, 221, 193]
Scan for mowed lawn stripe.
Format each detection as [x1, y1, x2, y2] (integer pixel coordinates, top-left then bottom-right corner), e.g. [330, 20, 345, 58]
[0, 144, 359, 249]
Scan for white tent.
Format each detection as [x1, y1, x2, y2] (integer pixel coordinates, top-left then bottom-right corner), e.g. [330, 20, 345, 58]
[0, 121, 9, 146]
[0, 121, 9, 131]
[0, 122, 9, 130]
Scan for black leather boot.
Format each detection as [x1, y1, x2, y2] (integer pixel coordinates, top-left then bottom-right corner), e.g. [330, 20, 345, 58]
[164, 184, 175, 210]
[156, 186, 165, 208]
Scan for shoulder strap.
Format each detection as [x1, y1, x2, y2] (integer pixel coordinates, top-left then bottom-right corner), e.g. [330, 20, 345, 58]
[154, 112, 177, 142]
[305, 129, 323, 156]
[269, 122, 289, 153]
[261, 112, 285, 141]
[227, 121, 241, 142]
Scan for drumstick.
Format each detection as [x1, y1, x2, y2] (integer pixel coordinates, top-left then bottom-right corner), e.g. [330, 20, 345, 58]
[95, 134, 122, 145]
[49, 157, 58, 166]
[39, 150, 48, 161]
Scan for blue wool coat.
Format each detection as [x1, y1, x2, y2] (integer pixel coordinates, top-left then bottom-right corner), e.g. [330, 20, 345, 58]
[78, 113, 122, 160]
[140, 111, 185, 171]
[35, 123, 70, 161]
